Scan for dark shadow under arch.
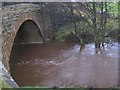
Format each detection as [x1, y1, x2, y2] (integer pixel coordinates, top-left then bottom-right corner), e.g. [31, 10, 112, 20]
[14, 20, 44, 44]
[9, 19, 44, 67]
[8, 20, 45, 85]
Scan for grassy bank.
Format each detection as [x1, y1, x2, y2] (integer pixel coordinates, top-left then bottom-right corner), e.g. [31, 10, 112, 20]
[0, 79, 12, 89]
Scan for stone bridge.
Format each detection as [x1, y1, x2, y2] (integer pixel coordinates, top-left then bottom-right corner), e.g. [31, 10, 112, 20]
[1, 3, 52, 72]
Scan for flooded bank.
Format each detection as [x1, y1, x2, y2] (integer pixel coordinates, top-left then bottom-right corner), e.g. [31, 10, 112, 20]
[9, 41, 119, 88]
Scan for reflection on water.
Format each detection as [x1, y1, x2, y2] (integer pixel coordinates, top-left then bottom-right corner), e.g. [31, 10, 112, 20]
[9, 41, 119, 88]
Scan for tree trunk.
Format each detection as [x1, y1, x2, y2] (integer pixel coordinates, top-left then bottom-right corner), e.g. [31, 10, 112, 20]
[101, 2, 105, 48]
[93, 2, 99, 49]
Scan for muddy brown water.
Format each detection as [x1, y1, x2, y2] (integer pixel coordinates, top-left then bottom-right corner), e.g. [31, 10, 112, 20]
[9, 41, 119, 88]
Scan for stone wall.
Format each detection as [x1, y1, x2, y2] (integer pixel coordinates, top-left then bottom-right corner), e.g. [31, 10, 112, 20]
[2, 3, 52, 71]
[0, 2, 18, 88]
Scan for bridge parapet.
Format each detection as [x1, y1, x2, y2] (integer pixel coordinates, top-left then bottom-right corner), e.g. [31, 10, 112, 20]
[2, 4, 41, 14]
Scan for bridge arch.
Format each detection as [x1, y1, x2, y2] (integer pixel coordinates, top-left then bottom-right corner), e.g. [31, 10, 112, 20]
[13, 19, 44, 44]
[9, 19, 44, 73]
[2, 11, 43, 71]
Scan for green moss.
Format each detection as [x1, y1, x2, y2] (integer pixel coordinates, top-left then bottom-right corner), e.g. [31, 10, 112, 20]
[0, 79, 12, 89]
[21, 86, 88, 90]
[21, 86, 49, 88]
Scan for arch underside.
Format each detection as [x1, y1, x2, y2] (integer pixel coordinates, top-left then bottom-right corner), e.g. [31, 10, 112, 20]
[14, 20, 43, 44]
[2, 12, 43, 71]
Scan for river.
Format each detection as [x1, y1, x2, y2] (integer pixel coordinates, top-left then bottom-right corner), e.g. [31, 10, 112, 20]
[9, 41, 119, 88]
